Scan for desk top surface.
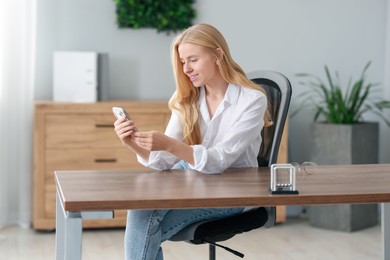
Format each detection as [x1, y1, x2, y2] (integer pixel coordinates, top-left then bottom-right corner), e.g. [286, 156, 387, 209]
[55, 164, 390, 212]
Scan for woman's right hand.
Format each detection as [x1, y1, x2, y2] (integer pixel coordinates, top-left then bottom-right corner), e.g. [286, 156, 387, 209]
[113, 116, 138, 147]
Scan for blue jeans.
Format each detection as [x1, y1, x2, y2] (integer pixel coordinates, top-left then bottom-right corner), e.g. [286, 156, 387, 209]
[124, 161, 244, 260]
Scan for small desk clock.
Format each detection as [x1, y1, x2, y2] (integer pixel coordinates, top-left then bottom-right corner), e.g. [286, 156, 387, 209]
[269, 164, 299, 195]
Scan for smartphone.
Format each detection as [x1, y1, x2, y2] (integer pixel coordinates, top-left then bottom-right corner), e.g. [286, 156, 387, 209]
[112, 107, 131, 120]
[112, 107, 139, 132]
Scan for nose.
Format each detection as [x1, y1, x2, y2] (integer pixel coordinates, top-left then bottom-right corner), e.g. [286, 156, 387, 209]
[183, 62, 192, 74]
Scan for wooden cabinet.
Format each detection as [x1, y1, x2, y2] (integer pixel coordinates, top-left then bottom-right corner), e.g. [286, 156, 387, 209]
[32, 101, 171, 230]
[275, 120, 288, 223]
[32, 101, 288, 230]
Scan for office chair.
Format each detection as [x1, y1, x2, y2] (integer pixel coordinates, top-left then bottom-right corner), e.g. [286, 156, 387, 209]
[169, 70, 292, 259]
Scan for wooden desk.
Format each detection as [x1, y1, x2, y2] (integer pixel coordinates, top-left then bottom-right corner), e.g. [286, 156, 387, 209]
[55, 164, 390, 260]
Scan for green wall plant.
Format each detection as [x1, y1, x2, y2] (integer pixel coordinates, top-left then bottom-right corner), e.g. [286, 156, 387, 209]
[114, 0, 196, 33]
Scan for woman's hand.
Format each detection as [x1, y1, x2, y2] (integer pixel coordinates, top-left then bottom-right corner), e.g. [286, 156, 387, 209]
[114, 118, 194, 164]
[114, 116, 138, 147]
[132, 131, 171, 151]
[133, 131, 195, 165]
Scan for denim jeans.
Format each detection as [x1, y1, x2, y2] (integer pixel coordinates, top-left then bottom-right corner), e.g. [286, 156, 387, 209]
[124, 161, 244, 260]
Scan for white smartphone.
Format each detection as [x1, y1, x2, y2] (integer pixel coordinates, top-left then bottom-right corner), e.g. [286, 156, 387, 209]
[112, 107, 131, 120]
[112, 107, 139, 131]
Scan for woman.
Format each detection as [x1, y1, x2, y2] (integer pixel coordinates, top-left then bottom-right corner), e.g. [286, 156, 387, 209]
[114, 23, 271, 260]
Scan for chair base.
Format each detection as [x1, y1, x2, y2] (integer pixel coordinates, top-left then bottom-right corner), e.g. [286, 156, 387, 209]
[209, 244, 216, 260]
[205, 240, 244, 259]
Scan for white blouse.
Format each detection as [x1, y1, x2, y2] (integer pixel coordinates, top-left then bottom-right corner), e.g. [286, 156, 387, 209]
[137, 83, 267, 174]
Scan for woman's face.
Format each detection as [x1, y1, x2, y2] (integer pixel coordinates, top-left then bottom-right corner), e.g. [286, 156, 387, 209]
[178, 43, 220, 88]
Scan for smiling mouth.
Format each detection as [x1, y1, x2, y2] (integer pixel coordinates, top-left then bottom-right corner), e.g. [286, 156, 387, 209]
[189, 74, 198, 81]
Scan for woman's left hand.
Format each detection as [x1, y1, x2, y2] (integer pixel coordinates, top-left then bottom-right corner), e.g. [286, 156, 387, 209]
[132, 131, 172, 151]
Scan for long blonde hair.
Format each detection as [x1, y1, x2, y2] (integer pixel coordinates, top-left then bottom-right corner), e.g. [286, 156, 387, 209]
[169, 23, 271, 145]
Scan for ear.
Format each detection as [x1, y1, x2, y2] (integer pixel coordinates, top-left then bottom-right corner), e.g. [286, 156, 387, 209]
[215, 48, 224, 63]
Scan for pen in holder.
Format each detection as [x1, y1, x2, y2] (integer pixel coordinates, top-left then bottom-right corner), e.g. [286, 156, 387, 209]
[269, 164, 299, 195]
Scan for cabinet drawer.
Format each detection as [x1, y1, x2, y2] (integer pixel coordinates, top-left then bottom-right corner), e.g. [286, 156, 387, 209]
[43, 181, 128, 222]
[44, 182, 127, 223]
[45, 148, 145, 177]
[45, 113, 168, 148]
[43, 148, 144, 219]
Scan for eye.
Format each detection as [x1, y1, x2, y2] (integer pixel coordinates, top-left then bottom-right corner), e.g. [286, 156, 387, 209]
[190, 58, 198, 62]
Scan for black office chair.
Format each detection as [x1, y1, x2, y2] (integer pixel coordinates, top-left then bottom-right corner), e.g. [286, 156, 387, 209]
[169, 70, 292, 259]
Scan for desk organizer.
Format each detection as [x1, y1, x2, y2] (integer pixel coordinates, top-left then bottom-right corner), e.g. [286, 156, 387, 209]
[269, 164, 299, 195]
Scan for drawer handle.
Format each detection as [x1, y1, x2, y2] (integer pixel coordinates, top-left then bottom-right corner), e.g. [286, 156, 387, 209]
[95, 159, 117, 163]
[95, 124, 114, 128]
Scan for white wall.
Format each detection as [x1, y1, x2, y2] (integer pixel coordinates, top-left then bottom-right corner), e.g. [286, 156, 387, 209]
[34, 0, 390, 163]
[383, 0, 390, 162]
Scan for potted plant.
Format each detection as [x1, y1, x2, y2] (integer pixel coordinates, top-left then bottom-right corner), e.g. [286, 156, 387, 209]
[294, 61, 390, 231]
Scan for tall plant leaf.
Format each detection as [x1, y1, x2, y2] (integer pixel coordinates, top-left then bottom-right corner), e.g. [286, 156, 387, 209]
[294, 61, 390, 126]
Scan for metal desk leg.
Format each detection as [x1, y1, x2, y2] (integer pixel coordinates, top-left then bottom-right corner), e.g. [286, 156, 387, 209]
[56, 192, 82, 260]
[55, 191, 114, 260]
[383, 203, 390, 260]
[56, 192, 65, 260]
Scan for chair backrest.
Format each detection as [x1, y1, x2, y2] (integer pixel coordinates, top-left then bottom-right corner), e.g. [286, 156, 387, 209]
[247, 70, 292, 167]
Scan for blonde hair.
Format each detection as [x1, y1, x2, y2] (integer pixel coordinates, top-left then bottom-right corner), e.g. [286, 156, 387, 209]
[169, 23, 271, 145]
